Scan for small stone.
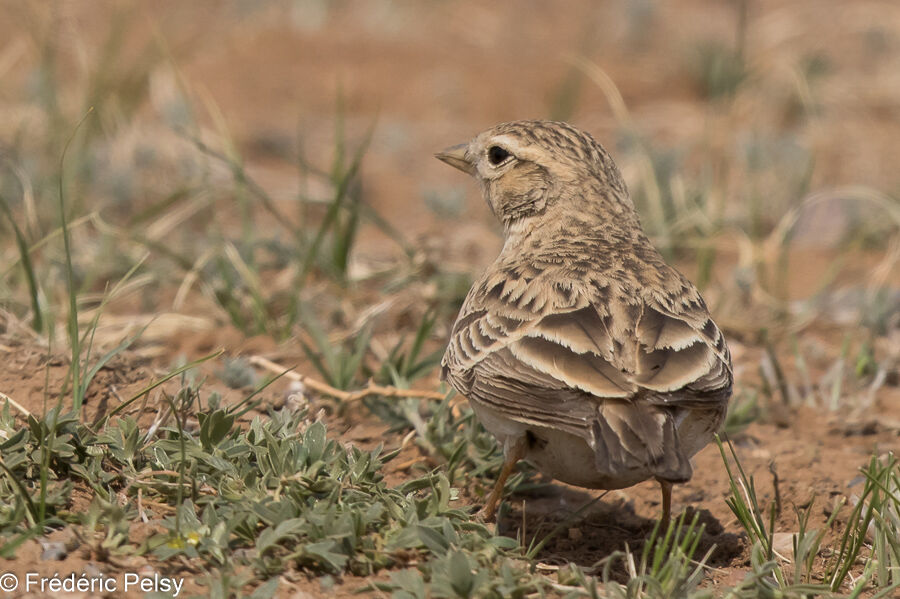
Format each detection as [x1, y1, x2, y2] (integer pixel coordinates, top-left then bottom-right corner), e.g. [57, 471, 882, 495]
[39, 540, 68, 560]
[772, 532, 794, 560]
[83, 563, 103, 578]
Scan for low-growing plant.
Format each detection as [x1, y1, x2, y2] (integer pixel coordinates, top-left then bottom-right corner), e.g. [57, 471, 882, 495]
[1, 386, 518, 582]
[717, 435, 900, 596]
[375, 309, 444, 387]
[298, 306, 372, 392]
[558, 512, 712, 599]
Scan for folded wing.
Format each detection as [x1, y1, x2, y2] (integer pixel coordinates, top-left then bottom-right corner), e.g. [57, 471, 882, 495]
[442, 273, 732, 481]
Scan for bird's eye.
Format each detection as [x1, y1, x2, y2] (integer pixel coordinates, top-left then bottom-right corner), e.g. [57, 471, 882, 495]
[487, 145, 511, 165]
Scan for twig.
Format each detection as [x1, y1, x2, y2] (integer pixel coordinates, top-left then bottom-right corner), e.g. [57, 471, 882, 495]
[137, 488, 148, 523]
[393, 457, 423, 471]
[248, 355, 448, 401]
[0, 391, 31, 417]
[123, 469, 219, 497]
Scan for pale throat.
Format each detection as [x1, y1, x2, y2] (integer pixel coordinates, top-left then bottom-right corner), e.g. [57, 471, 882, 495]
[500, 217, 538, 249]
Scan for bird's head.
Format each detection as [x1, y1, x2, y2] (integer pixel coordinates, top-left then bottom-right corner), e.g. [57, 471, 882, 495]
[435, 120, 633, 231]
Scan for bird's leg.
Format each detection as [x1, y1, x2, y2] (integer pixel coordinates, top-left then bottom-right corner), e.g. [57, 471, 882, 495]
[659, 479, 673, 526]
[480, 436, 528, 521]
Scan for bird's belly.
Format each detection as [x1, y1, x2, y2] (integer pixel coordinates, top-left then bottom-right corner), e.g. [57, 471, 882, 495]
[470, 401, 651, 490]
[524, 426, 650, 489]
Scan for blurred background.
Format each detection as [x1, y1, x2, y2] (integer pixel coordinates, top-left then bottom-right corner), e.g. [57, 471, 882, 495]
[1, 0, 898, 414]
[1, 1, 899, 594]
[3, 0, 898, 313]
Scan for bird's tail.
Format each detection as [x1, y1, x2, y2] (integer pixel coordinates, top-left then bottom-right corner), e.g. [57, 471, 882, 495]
[591, 401, 692, 483]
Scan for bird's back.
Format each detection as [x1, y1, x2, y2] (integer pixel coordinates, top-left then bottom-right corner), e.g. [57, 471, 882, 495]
[443, 224, 732, 486]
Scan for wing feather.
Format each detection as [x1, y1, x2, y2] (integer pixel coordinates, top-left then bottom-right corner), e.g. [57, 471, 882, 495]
[442, 263, 733, 480]
[510, 336, 632, 398]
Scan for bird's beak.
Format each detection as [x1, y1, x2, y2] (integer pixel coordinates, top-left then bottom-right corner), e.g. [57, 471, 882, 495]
[434, 143, 475, 175]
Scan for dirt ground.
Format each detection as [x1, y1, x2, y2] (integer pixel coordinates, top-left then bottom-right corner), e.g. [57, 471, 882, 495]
[1, 330, 898, 597]
[1, 0, 900, 597]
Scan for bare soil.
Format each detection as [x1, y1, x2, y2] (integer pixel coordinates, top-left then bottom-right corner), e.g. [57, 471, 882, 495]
[1, 328, 898, 596]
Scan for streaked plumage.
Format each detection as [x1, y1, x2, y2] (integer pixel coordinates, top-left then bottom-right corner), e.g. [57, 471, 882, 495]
[436, 120, 732, 521]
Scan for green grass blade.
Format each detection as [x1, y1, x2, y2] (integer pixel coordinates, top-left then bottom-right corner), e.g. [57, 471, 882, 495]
[0, 193, 45, 332]
[58, 109, 95, 413]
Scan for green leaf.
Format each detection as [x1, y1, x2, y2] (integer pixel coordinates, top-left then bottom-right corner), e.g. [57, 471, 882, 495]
[304, 421, 327, 464]
[257, 518, 306, 555]
[302, 540, 349, 572]
[199, 409, 236, 450]
[249, 577, 280, 599]
[417, 525, 450, 557]
[447, 550, 475, 598]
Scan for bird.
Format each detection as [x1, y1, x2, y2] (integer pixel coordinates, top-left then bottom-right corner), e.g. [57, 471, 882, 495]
[435, 120, 733, 524]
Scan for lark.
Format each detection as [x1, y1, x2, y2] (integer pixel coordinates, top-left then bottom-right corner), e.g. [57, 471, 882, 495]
[436, 120, 732, 523]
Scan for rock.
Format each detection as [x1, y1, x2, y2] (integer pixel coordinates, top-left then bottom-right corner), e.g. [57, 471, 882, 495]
[39, 541, 68, 561]
[772, 532, 794, 560]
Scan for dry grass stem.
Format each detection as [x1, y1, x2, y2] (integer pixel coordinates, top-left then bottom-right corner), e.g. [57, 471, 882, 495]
[0, 391, 31, 417]
[248, 354, 447, 401]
